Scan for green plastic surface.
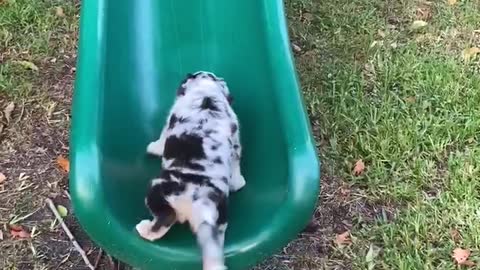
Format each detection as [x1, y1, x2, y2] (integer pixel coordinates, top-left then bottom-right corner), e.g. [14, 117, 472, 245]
[70, 0, 320, 269]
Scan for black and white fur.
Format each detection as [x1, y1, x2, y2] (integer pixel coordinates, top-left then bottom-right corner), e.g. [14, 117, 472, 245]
[135, 71, 245, 270]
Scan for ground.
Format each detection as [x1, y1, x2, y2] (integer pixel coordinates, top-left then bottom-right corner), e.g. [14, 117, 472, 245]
[1, 0, 479, 269]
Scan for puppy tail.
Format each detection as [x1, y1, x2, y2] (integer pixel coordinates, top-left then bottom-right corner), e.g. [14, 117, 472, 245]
[196, 221, 226, 270]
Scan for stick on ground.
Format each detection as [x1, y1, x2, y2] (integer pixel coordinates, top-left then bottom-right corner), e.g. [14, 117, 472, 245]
[46, 198, 94, 270]
[94, 249, 103, 269]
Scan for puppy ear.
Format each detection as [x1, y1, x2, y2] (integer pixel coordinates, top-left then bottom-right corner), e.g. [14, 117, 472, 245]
[177, 86, 186, 96]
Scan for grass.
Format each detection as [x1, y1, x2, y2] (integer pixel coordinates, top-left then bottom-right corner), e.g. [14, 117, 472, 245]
[0, 0, 78, 97]
[287, 0, 480, 268]
[1, 0, 480, 269]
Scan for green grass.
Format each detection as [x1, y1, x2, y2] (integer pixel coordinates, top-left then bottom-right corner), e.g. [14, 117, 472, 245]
[287, 0, 480, 268]
[0, 0, 78, 97]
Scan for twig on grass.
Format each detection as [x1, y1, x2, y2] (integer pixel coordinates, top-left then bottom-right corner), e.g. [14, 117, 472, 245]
[46, 198, 94, 270]
[108, 255, 115, 270]
[93, 249, 103, 269]
[63, 190, 71, 200]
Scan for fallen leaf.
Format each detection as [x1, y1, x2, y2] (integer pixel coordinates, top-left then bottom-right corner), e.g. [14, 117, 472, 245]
[339, 186, 351, 197]
[302, 12, 314, 23]
[450, 229, 461, 242]
[366, 244, 381, 261]
[14, 60, 39, 71]
[404, 96, 416, 103]
[55, 6, 65, 17]
[0, 229, 3, 240]
[9, 224, 22, 231]
[453, 248, 475, 266]
[57, 156, 70, 173]
[4, 102, 14, 123]
[411, 20, 428, 30]
[56, 205, 68, 217]
[353, 160, 365, 176]
[448, 0, 457, 5]
[416, 7, 432, 21]
[9, 225, 31, 239]
[291, 43, 302, 53]
[0, 173, 6, 184]
[366, 244, 382, 270]
[335, 231, 352, 246]
[11, 230, 30, 238]
[378, 30, 386, 38]
[462, 47, 480, 61]
[463, 261, 476, 267]
[370, 40, 383, 48]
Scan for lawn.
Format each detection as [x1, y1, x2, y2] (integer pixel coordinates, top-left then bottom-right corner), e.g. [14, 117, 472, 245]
[1, 0, 480, 269]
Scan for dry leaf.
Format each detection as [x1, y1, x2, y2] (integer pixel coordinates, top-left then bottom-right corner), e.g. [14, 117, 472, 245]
[416, 7, 432, 21]
[378, 30, 386, 38]
[9, 224, 22, 231]
[462, 47, 480, 61]
[55, 6, 65, 17]
[411, 20, 428, 30]
[450, 229, 461, 242]
[335, 231, 352, 246]
[0, 173, 6, 184]
[463, 261, 476, 267]
[370, 40, 383, 48]
[11, 229, 30, 239]
[9, 225, 31, 239]
[302, 12, 314, 23]
[4, 102, 14, 123]
[404, 96, 416, 103]
[0, 229, 3, 240]
[353, 160, 365, 176]
[366, 244, 382, 270]
[291, 43, 302, 53]
[339, 186, 351, 197]
[14, 60, 39, 71]
[453, 248, 475, 266]
[448, 0, 457, 5]
[57, 156, 70, 173]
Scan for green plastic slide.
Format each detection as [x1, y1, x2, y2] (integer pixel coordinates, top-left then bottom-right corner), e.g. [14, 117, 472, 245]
[70, 0, 320, 269]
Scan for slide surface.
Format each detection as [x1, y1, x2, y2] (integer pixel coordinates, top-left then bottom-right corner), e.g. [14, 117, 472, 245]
[70, 0, 320, 269]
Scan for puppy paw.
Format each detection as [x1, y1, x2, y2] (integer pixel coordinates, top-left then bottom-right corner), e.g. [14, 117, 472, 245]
[203, 258, 227, 270]
[230, 175, 246, 192]
[136, 219, 172, 241]
[136, 219, 154, 240]
[146, 141, 163, 156]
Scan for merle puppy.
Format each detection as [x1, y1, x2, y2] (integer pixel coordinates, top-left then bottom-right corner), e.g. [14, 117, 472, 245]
[135, 71, 245, 270]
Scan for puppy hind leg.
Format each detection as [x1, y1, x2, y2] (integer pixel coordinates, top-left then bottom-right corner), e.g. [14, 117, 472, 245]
[135, 216, 175, 241]
[137, 182, 177, 241]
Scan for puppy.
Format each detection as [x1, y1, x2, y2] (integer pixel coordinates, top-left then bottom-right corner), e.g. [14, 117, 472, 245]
[136, 71, 245, 270]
